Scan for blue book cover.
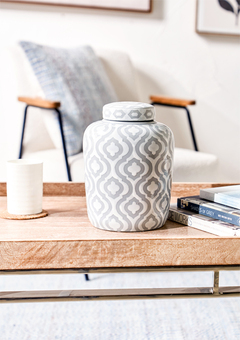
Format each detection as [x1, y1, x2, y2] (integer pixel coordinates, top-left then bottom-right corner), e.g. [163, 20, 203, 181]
[177, 195, 240, 226]
[216, 191, 240, 209]
[200, 185, 240, 209]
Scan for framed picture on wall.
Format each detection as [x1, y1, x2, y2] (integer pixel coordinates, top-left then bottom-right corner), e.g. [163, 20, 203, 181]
[1, 0, 152, 12]
[196, 0, 240, 36]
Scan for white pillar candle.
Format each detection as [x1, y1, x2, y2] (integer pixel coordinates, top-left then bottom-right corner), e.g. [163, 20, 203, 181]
[7, 160, 43, 215]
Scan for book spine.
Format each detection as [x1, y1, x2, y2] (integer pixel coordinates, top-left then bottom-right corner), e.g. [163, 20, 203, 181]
[199, 190, 215, 201]
[168, 208, 236, 236]
[177, 198, 240, 226]
[177, 198, 199, 213]
[168, 209, 192, 226]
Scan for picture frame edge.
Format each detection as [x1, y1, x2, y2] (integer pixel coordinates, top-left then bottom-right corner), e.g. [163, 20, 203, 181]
[195, 0, 240, 37]
[0, 0, 152, 13]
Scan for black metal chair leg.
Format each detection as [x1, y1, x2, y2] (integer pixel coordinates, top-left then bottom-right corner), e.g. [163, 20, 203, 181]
[19, 105, 29, 159]
[55, 108, 72, 181]
[85, 274, 89, 281]
[184, 107, 198, 152]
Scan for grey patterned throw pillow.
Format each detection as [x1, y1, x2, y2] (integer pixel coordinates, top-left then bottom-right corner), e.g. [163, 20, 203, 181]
[19, 41, 118, 156]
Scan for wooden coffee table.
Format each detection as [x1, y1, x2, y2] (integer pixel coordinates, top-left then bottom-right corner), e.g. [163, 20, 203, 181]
[0, 182, 239, 303]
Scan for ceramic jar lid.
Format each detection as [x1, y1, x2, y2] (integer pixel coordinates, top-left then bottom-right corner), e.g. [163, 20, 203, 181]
[103, 101, 155, 122]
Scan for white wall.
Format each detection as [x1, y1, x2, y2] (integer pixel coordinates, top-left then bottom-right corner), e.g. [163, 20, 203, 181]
[0, 0, 239, 181]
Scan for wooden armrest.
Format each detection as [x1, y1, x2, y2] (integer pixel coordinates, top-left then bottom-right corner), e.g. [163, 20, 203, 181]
[18, 97, 61, 109]
[150, 95, 196, 107]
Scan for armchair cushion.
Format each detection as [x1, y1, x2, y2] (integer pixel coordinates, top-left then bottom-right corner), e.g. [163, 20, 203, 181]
[19, 42, 118, 156]
[173, 148, 218, 181]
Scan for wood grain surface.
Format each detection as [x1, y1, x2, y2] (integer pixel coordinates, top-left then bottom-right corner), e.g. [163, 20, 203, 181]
[18, 97, 61, 109]
[0, 182, 239, 270]
[0, 182, 237, 197]
[150, 95, 196, 107]
[0, 182, 86, 197]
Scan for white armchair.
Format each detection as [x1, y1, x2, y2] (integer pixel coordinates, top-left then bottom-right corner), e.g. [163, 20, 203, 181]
[2, 44, 218, 182]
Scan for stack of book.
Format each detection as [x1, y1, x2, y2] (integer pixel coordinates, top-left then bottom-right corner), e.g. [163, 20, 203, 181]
[168, 185, 240, 236]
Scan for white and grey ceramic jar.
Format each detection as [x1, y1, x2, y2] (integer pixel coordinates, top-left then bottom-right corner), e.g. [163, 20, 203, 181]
[83, 102, 174, 232]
